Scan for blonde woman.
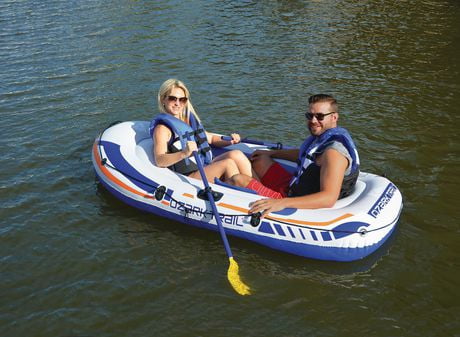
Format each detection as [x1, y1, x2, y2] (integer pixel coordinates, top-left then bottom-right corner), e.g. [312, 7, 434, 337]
[150, 79, 256, 183]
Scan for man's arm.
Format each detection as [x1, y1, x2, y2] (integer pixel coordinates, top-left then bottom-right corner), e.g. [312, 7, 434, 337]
[249, 148, 348, 216]
[251, 148, 299, 162]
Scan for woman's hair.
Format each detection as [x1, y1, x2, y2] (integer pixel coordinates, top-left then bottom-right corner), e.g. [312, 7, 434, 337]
[308, 94, 339, 113]
[157, 79, 201, 123]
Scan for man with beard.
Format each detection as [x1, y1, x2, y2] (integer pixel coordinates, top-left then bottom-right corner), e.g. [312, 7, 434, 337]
[232, 94, 360, 217]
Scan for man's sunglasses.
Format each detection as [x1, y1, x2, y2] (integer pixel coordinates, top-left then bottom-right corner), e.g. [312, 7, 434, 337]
[167, 95, 188, 104]
[304, 112, 335, 121]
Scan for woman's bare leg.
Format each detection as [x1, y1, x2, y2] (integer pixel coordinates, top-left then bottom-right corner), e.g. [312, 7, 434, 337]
[213, 150, 257, 179]
[188, 158, 239, 182]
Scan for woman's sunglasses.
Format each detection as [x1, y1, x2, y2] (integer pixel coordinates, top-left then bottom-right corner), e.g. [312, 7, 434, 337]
[304, 112, 335, 121]
[167, 95, 188, 104]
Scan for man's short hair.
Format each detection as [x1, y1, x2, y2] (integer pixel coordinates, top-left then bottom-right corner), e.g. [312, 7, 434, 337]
[308, 94, 338, 112]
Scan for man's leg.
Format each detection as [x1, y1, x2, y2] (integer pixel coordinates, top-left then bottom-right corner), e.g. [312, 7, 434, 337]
[251, 154, 276, 179]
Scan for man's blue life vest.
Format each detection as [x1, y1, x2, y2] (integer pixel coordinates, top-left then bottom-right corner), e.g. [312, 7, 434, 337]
[289, 127, 360, 199]
[149, 112, 213, 175]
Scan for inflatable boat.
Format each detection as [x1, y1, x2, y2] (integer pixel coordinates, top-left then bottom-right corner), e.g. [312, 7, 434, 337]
[92, 121, 403, 262]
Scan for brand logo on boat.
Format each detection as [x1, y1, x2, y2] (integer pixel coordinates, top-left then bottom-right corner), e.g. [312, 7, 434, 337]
[169, 199, 243, 225]
[368, 183, 396, 218]
[169, 199, 212, 218]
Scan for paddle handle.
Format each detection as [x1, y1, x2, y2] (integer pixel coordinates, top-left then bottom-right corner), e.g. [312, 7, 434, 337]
[221, 136, 295, 150]
[182, 133, 251, 295]
[190, 150, 233, 259]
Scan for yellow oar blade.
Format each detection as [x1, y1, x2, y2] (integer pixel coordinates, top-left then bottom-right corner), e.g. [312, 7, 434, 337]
[227, 257, 251, 295]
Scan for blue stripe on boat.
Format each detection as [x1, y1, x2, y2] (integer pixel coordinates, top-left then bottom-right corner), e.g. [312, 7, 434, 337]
[310, 231, 318, 241]
[287, 226, 296, 238]
[258, 221, 275, 234]
[321, 232, 332, 241]
[273, 224, 286, 236]
[298, 228, 306, 240]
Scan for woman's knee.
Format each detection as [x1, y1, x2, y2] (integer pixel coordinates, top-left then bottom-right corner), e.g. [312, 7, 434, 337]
[226, 150, 249, 163]
[221, 158, 239, 172]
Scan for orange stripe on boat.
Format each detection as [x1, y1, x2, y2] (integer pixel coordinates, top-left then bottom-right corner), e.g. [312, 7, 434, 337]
[217, 202, 247, 213]
[183, 193, 194, 199]
[217, 202, 353, 227]
[92, 141, 151, 199]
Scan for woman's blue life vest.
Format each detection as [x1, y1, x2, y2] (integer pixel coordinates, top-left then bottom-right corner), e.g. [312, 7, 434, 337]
[149, 112, 213, 175]
[288, 127, 360, 199]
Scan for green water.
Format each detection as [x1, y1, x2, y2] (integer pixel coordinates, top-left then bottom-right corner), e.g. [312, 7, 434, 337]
[1, 0, 459, 336]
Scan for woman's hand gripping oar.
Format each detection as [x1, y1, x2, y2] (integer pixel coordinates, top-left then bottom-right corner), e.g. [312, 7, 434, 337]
[188, 135, 251, 295]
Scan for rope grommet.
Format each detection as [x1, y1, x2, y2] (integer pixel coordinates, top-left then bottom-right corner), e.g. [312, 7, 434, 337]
[154, 186, 166, 201]
[250, 212, 261, 227]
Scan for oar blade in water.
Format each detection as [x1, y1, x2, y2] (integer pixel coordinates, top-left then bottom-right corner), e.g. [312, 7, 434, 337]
[227, 257, 251, 295]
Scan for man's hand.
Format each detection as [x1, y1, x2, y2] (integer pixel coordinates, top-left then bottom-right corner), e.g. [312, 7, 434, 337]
[249, 198, 287, 218]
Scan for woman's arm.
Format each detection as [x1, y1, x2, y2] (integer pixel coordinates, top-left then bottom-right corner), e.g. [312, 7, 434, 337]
[206, 132, 240, 147]
[153, 125, 196, 167]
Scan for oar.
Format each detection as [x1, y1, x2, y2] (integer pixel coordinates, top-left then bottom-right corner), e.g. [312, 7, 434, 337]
[221, 136, 296, 150]
[189, 139, 251, 295]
